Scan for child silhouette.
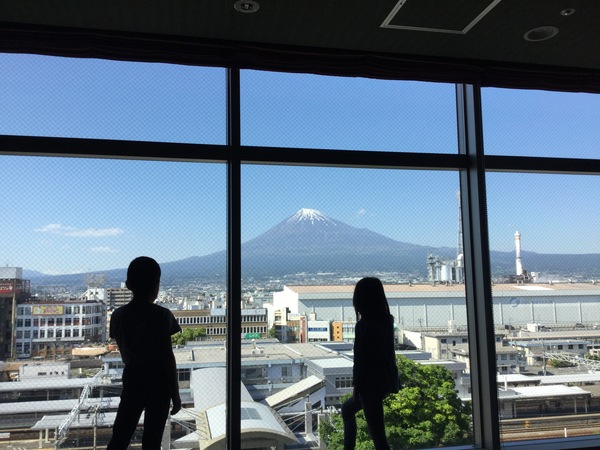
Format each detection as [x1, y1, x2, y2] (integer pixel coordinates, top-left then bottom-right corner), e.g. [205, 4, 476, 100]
[342, 277, 398, 450]
[107, 256, 182, 450]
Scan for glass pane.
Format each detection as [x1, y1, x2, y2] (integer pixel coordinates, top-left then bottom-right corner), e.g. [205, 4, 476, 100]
[487, 172, 600, 444]
[482, 88, 600, 159]
[0, 155, 226, 448]
[241, 70, 458, 153]
[241, 164, 472, 449]
[1, 54, 227, 144]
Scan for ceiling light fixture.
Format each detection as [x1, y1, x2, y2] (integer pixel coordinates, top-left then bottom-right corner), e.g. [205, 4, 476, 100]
[523, 26, 559, 42]
[234, 0, 260, 14]
[560, 8, 576, 16]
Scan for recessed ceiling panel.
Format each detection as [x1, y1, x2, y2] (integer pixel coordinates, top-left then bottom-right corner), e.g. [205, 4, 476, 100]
[381, 0, 502, 34]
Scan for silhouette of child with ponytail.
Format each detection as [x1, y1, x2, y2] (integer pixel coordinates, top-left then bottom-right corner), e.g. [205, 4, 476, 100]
[342, 277, 398, 450]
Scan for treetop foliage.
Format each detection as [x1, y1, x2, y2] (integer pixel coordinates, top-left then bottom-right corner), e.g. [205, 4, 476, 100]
[171, 327, 206, 346]
[319, 355, 472, 449]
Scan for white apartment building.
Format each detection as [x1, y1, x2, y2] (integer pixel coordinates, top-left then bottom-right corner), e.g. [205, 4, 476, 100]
[15, 301, 105, 358]
[509, 339, 590, 367]
[171, 308, 269, 340]
[306, 320, 330, 342]
[403, 330, 504, 360]
[451, 344, 525, 374]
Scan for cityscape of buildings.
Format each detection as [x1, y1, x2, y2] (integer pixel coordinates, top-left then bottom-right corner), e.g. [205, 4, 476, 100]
[4, 236, 600, 448]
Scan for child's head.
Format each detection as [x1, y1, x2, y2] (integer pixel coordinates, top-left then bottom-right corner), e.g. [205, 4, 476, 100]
[353, 277, 390, 320]
[126, 256, 161, 300]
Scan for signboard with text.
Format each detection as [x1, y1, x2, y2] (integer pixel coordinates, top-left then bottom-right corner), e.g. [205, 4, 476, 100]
[0, 282, 18, 294]
[244, 333, 261, 339]
[32, 305, 64, 315]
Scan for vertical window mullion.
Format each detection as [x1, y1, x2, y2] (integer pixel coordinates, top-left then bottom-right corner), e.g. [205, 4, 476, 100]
[226, 67, 242, 450]
[456, 83, 500, 449]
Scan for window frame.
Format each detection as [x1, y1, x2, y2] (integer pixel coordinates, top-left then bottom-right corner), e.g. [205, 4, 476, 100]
[1, 64, 600, 450]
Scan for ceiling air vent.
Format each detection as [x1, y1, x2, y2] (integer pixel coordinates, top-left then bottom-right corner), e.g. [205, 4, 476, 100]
[381, 0, 502, 35]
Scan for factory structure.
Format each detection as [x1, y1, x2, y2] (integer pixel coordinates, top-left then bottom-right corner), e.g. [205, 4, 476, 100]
[427, 192, 465, 284]
[269, 282, 600, 332]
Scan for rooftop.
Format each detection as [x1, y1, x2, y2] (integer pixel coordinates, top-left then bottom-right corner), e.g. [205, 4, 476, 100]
[285, 283, 600, 298]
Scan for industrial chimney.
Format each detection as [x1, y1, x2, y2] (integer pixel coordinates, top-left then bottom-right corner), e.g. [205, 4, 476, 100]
[515, 231, 523, 276]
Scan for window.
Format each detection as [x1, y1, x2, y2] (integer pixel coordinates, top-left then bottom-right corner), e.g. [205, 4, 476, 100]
[482, 88, 600, 159]
[177, 369, 191, 382]
[2, 54, 226, 144]
[335, 376, 353, 389]
[2, 53, 598, 450]
[485, 88, 600, 445]
[242, 71, 457, 153]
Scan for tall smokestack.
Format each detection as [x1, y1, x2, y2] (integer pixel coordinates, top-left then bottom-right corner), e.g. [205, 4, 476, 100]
[515, 231, 523, 276]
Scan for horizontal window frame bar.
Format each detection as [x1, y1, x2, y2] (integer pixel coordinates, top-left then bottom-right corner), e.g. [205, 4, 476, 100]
[3, 136, 600, 175]
[0, 135, 464, 170]
[485, 155, 600, 175]
[0, 135, 228, 163]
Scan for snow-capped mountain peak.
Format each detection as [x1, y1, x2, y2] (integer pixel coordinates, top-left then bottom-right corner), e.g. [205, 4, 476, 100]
[287, 208, 337, 226]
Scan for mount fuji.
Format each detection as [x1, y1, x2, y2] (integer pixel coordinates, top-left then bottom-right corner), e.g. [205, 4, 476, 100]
[238, 208, 451, 275]
[152, 208, 454, 282]
[27, 209, 455, 286]
[26, 208, 600, 287]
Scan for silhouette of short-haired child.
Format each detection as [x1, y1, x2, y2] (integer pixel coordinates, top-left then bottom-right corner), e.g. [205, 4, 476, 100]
[342, 277, 398, 450]
[107, 257, 182, 450]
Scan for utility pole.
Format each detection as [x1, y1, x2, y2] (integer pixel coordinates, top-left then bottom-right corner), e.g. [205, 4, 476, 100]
[92, 405, 98, 450]
[10, 280, 17, 360]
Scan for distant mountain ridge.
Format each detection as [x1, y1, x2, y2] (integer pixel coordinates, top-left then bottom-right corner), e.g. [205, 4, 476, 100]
[24, 208, 600, 287]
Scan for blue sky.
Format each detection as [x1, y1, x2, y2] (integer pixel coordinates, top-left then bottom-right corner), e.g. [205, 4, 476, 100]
[1, 54, 599, 274]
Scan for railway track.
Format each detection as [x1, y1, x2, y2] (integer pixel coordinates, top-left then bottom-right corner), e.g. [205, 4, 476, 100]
[501, 413, 600, 441]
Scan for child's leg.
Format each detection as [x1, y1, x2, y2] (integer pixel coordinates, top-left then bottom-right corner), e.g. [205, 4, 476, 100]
[341, 394, 362, 450]
[141, 394, 171, 450]
[107, 395, 145, 450]
[362, 396, 390, 450]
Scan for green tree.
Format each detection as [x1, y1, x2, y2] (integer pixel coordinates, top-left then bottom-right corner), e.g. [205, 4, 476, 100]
[171, 327, 206, 346]
[319, 356, 472, 449]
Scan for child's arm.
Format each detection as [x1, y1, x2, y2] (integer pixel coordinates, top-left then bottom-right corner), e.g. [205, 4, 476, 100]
[165, 336, 181, 415]
[167, 342, 182, 415]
